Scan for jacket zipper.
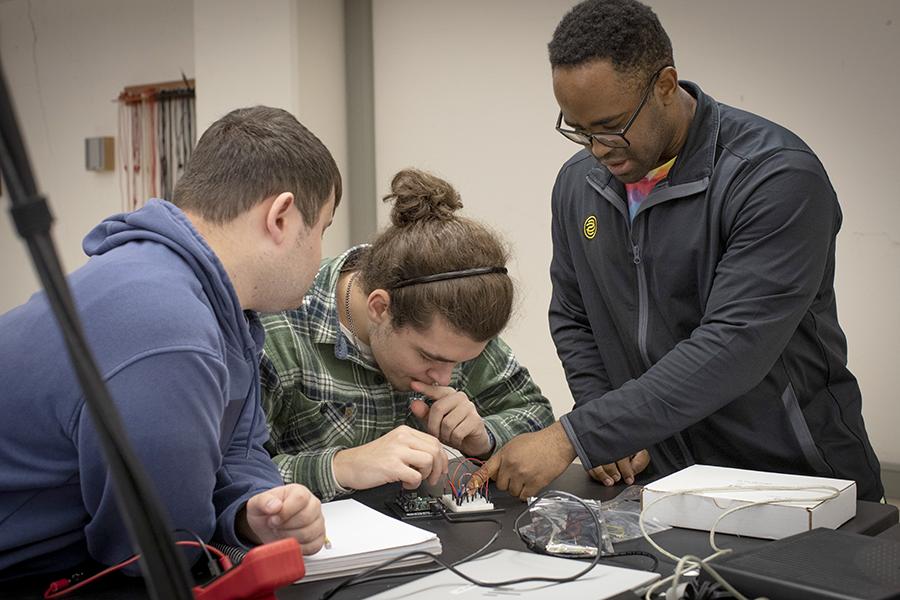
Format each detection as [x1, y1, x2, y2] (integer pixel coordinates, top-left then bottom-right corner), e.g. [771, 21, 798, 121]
[631, 220, 695, 468]
[631, 240, 652, 368]
[587, 173, 694, 467]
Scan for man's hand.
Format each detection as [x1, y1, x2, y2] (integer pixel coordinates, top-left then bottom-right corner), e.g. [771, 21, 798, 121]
[587, 450, 650, 486]
[409, 381, 492, 457]
[238, 484, 325, 555]
[467, 421, 575, 500]
[332, 425, 448, 491]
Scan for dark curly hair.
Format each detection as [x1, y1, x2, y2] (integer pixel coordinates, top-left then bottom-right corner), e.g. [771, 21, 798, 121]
[548, 0, 673, 80]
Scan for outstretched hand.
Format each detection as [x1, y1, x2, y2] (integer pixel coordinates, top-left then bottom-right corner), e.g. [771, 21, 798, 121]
[467, 421, 575, 500]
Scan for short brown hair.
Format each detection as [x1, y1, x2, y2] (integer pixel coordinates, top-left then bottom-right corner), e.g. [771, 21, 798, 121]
[173, 106, 341, 226]
[358, 169, 513, 342]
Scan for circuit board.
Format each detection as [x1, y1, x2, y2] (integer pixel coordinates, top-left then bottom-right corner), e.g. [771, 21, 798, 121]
[385, 456, 505, 520]
[386, 490, 443, 520]
[386, 488, 505, 520]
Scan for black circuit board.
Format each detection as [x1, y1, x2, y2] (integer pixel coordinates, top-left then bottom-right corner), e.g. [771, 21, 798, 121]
[386, 489, 443, 520]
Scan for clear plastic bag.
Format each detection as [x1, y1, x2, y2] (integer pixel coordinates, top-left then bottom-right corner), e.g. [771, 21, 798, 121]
[517, 493, 615, 557]
[516, 487, 671, 557]
[602, 485, 670, 543]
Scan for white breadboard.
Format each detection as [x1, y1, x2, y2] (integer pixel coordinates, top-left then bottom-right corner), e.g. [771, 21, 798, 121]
[440, 493, 494, 513]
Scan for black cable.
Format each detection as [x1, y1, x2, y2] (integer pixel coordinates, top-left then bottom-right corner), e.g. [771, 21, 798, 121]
[339, 508, 504, 588]
[175, 528, 218, 577]
[319, 490, 607, 600]
[514, 491, 658, 567]
[0, 66, 194, 600]
[525, 544, 659, 571]
[513, 491, 659, 570]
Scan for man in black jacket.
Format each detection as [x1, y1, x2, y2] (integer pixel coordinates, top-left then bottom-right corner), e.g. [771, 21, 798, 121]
[473, 0, 883, 501]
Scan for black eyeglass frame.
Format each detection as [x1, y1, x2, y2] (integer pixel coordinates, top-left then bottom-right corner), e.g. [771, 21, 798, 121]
[555, 65, 671, 149]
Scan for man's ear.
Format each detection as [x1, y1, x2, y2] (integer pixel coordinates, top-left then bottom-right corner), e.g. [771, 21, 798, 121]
[657, 66, 679, 105]
[367, 289, 391, 325]
[264, 192, 296, 245]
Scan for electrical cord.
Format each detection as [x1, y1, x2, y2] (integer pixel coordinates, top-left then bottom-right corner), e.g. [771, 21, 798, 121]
[175, 529, 219, 578]
[320, 489, 626, 600]
[524, 543, 660, 571]
[328, 477, 840, 600]
[682, 579, 729, 599]
[319, 506, 503, 595]
[43, 540, 232, 599]
[636, 484, 840, 600]
[514, 490, 659, 570]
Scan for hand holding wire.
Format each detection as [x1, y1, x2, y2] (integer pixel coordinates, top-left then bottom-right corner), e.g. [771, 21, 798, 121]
[466, 463, 492, 495]
[332, 425, 449, 490]
[466, 422, 576, 500]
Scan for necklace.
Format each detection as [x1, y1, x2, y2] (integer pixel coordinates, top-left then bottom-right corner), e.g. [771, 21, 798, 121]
[344, 271, 360, 339]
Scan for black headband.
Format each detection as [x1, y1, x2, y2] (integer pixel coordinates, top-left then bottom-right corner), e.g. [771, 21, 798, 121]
[390, 266, 508, 290]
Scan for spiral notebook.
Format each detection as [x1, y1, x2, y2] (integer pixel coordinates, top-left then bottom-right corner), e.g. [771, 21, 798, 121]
[299, 498, 442, 582]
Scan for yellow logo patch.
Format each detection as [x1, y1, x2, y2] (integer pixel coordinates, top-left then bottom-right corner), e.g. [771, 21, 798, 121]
[583, 215, 598, 240]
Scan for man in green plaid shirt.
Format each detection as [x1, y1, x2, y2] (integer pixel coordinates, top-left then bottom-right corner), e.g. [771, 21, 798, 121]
[260, 245, 555, 501]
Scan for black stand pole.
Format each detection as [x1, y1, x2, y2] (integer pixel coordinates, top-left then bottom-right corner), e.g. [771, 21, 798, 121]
[0, 67, 193, 599]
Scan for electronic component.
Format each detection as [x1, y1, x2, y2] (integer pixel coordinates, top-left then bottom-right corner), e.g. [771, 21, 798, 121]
[398, 490, 434, 513]
[194, 538, 305, 600]
[386, 455, 507, 520]
[440, 492, 494, 513]
[386, 489, 443, 520]
[436, 455, 505, 516]
[45, 538, 303, 600]
[702, 528, 900, 600]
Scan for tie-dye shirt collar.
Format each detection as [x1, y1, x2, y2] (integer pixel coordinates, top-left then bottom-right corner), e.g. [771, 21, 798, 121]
[626, 156, 677, 220]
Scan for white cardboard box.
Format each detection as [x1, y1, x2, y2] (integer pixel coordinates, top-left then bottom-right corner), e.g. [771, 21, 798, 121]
[640, 464, 856, 540]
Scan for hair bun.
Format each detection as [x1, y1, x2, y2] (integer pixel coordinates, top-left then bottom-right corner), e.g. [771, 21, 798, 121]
[384, 168, 463, 227]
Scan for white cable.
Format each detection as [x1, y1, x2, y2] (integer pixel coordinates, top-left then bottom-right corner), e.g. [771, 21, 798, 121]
[637, 483, 841, 599]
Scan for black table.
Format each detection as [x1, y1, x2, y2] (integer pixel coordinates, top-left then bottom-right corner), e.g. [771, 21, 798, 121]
[286, 465, 898, 600]
[4, 465, 896, 599]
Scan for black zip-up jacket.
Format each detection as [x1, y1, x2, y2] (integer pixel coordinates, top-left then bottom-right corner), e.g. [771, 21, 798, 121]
[552, 82, 884, 501]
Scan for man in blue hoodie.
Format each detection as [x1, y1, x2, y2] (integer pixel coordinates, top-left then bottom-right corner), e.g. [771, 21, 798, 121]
[0, 106, 341, 581]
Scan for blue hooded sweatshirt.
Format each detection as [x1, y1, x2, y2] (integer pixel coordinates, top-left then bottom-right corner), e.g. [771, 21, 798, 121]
[0, 199, 283, 580]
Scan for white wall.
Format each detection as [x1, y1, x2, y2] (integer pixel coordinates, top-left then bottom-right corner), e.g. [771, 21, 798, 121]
[193, 0, 349, 258]
[0, 0, 195, 311]
[0, 0, 348, 313]
[193, 0, 300, 135]
[372, 1, 900, 464]
[295, 0, 349, 258]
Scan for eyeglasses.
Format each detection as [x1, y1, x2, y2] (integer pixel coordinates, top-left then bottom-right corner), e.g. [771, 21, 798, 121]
[555, 66, 669, 149]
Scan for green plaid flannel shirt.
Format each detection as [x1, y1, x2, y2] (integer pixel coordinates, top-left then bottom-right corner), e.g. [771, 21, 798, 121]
[260, 246, 555, 501]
